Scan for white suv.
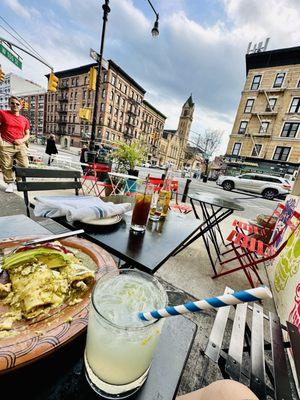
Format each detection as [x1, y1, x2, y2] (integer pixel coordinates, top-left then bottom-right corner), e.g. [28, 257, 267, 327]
[216, 173, 291, 200]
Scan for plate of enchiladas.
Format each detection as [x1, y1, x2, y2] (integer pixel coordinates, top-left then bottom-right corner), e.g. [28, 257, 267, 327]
[0, 237, 117, 373]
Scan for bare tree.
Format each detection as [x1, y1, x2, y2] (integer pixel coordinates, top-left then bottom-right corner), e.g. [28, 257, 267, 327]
[190, 129, 223, 158]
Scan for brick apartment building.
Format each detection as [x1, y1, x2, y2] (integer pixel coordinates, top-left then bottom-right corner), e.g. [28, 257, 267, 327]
[19, 91, 47, 138]
[45, 60, 166, 165]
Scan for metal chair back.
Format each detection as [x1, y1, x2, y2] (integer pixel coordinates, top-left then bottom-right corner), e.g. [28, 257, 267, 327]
[15, 167, 81, 217]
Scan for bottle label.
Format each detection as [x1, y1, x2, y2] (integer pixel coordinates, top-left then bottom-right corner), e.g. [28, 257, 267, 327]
[158, 190, 171, 216]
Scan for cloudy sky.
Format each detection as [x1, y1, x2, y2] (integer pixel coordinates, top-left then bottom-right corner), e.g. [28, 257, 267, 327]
[0, 0, 300, 154]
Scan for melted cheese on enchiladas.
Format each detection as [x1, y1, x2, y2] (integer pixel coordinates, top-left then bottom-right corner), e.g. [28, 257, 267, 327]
[0, 241, 95, 334]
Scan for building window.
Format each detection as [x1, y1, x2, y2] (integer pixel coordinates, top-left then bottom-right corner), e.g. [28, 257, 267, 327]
[289, 97, 300, 113]
[238, 121, 248, 134]
[102, 89, 106, 99]
[281, 122, 299, 138]
[266, 97, 277, 111]
[109, 105, 113, 113]
[71, 78, 75, 86]
[110, 91, 114, 101]
[116, 94, 120, 104]
[100, 103, 105, 112]
[232, 142, 241, 156]
[273, 146, 290, 161]
[273, 72, 285, 88]
[251, 144, 262, 157]
[244, 99, 254, 113]
[106, 131, 110, 140]
[297, 79, 300, 88]
[251, 75, 261, 90]
[259, 122, 269, 133]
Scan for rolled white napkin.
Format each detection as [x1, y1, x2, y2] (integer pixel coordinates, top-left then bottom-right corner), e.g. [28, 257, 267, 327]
[34, 195, 132, 222]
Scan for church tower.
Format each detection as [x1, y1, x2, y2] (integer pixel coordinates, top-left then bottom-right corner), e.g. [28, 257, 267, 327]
[177, 94, 195, 141]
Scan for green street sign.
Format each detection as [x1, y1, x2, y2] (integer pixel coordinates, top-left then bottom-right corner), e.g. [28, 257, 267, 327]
[0, 43, 22, 69]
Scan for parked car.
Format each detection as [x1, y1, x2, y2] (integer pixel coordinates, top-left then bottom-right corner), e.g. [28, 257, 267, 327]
[216, 173, 291, 200]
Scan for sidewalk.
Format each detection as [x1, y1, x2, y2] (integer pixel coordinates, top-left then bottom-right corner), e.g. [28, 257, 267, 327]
[31, 142, 81, 157]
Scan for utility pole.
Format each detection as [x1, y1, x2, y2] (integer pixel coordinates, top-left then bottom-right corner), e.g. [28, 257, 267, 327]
[87, 0, 159, 159]
[89, 0, 110, 155]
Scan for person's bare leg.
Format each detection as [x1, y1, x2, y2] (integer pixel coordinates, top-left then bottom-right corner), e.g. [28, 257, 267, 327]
[177, 380, 258, 400]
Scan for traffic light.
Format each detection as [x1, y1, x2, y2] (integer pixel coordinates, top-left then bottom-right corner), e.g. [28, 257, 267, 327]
[48, 72, 59, 92]
[79, 108, 91, 121]
[88, 67, 97, 91]
[0, 68, 5, 82]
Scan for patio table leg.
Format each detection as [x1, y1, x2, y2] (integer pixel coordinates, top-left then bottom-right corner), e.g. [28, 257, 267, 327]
[173, 205, 233, 275]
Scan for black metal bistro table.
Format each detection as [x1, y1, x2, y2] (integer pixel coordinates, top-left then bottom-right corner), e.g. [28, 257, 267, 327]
[56, 211, 201, 274]
[174, 193, 244, 274]
[0, 214, 197, 399]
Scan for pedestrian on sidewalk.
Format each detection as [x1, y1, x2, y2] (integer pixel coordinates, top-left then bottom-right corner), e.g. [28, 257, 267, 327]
[45, 134, 58, 165]
[0, 96, 30, 193]
[80, 144, 88, 172]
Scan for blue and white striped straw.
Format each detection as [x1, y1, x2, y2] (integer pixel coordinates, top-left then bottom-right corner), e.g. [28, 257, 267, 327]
[138, 286, 272, 321]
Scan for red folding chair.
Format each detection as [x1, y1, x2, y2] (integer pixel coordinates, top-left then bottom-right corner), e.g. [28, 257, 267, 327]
[148, 176, 163, 191]
[214, 209, 300, 288]
[231, 202, 285, 237]
[222, 202, 285, 257]
[81, 163, 112, 197]
[169, 180, 192, 214]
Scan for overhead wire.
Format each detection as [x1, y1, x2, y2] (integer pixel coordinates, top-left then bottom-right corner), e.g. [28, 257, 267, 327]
[0, 16, 48, 64]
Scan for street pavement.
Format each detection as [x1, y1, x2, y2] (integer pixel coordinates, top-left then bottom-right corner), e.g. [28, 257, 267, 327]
[30, 142, 275, 220]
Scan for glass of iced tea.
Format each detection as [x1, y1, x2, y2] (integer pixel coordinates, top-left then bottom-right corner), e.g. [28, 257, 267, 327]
[131, 182, 153, 232]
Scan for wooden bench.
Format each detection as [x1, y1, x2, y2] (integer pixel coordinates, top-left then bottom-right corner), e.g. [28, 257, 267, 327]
[202, 287, 299, 399]
[15, 167, 82, 218]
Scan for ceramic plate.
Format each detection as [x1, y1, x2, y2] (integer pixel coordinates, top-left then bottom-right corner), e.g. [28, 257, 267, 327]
[81, 214, 122, 226]
[0, 237, 117, 374]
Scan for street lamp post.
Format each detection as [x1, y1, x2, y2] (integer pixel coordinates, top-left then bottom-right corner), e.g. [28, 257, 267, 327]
[89, 0, 110, 157]
[88, 0, 159, 160]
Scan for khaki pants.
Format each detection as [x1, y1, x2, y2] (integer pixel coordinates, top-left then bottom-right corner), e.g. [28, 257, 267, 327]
[0, 141, 29, 183]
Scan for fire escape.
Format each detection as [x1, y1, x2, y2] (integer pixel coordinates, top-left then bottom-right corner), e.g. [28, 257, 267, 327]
[123, 99, 139, 143]
[245, 86, 283, 158]
[57, 86, 69, 136]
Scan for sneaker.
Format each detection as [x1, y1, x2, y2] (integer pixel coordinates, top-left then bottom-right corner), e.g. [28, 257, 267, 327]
[5, 183, 16, 193]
